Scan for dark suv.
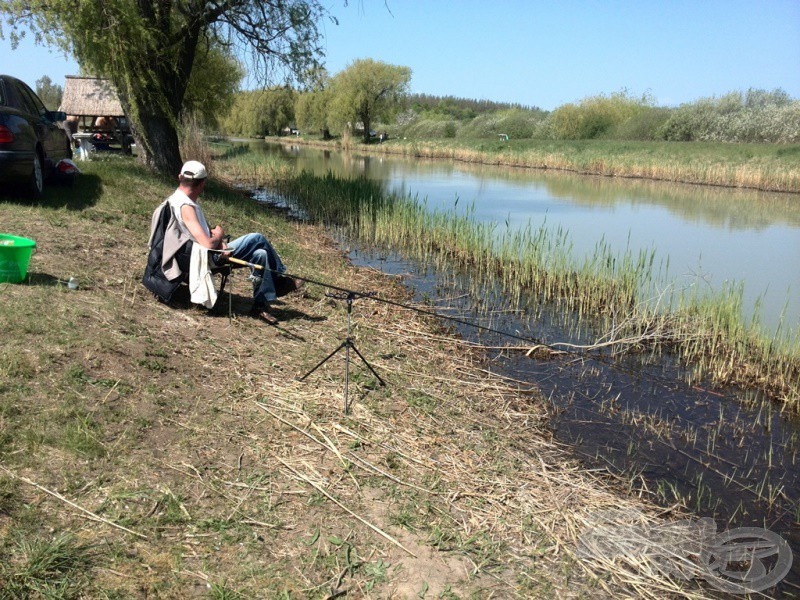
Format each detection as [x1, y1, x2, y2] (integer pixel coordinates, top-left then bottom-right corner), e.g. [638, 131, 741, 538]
[0, 74, 72, 198]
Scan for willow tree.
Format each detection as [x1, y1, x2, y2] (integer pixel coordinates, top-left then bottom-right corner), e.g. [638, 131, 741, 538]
[183, 45, 244, 131]
[295, 67, 332, 139]
[223, 87, 296, 136]
[0, 0, 327, 174]
[329, 59, 411, 143]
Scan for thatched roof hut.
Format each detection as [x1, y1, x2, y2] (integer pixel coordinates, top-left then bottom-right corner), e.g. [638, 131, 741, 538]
[59, 76, 129, 135]
[60, 76, 123, 116]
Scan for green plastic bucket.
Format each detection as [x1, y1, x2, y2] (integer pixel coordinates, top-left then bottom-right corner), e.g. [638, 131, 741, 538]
[0, 234, 36, 283]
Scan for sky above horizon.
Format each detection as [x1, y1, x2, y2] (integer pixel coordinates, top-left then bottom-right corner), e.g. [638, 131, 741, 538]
[2, 0, 798, 111]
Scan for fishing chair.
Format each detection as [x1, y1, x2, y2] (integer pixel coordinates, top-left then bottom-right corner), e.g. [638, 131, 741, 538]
[141, 202, 298, 318]
[141, 201, 238, 316]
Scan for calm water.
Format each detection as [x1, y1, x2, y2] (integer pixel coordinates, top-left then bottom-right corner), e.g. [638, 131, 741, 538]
[248, 141, 800, 336]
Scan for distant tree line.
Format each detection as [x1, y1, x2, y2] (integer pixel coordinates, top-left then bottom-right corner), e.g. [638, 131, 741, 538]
[406, 94, 542, 120]
[220, 59, 798, 145]
[222, 58, 411, 143]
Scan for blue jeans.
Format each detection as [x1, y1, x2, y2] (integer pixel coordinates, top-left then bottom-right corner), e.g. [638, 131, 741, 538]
[227, 233, 285, 307]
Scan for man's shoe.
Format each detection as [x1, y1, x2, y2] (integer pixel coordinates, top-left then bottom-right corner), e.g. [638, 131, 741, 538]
[275, 275, 304, 297]
[251, 305, 278, 325]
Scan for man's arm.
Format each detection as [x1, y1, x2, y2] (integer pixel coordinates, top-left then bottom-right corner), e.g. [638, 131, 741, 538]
[180, 204, 224, 249]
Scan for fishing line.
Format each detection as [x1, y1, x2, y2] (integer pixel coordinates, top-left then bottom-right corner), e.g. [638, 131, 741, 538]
[227, 256, 544, 343]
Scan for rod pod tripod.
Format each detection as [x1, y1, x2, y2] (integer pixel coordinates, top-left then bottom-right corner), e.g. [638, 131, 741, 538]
[298, 291, 385, 414]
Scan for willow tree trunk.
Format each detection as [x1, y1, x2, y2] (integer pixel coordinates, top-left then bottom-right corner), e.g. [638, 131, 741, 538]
[112, 82, 183, 176]
[111, 28, 198, 177]
[361, 116, 371, 144]
[131, 113, 182, 176]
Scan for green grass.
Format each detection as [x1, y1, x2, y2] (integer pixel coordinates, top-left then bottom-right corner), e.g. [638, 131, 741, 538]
[0, 532, 96, 599]
[0, 155, 319, 596]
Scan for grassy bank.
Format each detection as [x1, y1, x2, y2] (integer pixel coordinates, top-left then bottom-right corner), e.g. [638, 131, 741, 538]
[294, 135, 800, 193]
[0, 157, 719, 598]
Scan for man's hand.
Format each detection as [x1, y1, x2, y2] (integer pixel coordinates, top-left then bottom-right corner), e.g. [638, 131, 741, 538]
[210, 225, 225, 248]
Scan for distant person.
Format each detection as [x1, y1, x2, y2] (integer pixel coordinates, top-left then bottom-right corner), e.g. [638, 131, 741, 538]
[167, 160, 302, 324]
[65, 115, 79, 136]
[93, 116, 117, 131]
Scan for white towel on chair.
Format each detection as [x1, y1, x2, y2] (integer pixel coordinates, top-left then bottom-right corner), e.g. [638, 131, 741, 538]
[189, 245, 217, 309]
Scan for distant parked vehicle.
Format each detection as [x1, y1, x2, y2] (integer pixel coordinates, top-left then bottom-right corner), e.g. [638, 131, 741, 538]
[0, 74, 72, 198]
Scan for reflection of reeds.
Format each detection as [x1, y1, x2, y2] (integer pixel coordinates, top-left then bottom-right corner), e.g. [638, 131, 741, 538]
[220, 155, 799, 407]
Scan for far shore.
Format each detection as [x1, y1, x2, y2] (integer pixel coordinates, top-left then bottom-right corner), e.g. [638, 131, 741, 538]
[248, 134, 800, 194]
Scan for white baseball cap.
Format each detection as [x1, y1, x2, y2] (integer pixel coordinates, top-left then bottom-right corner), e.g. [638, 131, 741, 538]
[180, 160, 207, 180]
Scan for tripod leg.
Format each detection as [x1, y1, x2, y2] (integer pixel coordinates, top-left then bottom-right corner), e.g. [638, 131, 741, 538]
[344, 343, 351, 414]
[297, 340, 348, 381]
[348, 342, 386, 386]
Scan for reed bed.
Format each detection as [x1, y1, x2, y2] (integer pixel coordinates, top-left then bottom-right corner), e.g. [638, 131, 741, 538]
[210, 143, 296, 185]
[361, 139, 800, 193]
[218, 155, 800, 407]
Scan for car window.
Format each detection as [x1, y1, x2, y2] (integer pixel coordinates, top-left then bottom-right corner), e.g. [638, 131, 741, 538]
[17, 81, 48, 119]
[11, 81, 38, 116]
[0, 80, 5, 106]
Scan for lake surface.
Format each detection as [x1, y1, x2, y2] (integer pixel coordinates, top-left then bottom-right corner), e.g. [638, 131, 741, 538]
[247, 141, 800, 338]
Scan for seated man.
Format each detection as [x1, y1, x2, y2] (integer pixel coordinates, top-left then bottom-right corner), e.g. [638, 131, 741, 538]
[168, 160, 301, 324]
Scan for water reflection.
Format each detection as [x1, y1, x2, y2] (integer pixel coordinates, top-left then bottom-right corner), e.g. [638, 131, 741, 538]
[239, 140, 800, 333]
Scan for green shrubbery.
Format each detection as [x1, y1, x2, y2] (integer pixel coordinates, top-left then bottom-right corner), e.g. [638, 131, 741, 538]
[547, 92, 654, 140]
[455, 112, 502, 138]
[219, 61, 798, 145]
[383, 88, 799, 144]
[608, 107, 672, 141]
[657, 90, 800, 143]
[399, 117, 461, 139]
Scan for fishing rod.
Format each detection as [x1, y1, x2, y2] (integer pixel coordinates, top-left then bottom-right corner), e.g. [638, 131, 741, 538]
[225, 256, 549, 346]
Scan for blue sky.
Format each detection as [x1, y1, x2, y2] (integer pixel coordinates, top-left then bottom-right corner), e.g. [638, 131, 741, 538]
[2, 0, 799, 110]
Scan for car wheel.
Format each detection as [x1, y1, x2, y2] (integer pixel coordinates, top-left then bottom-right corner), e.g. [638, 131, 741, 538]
[27, 151, 44, 199]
